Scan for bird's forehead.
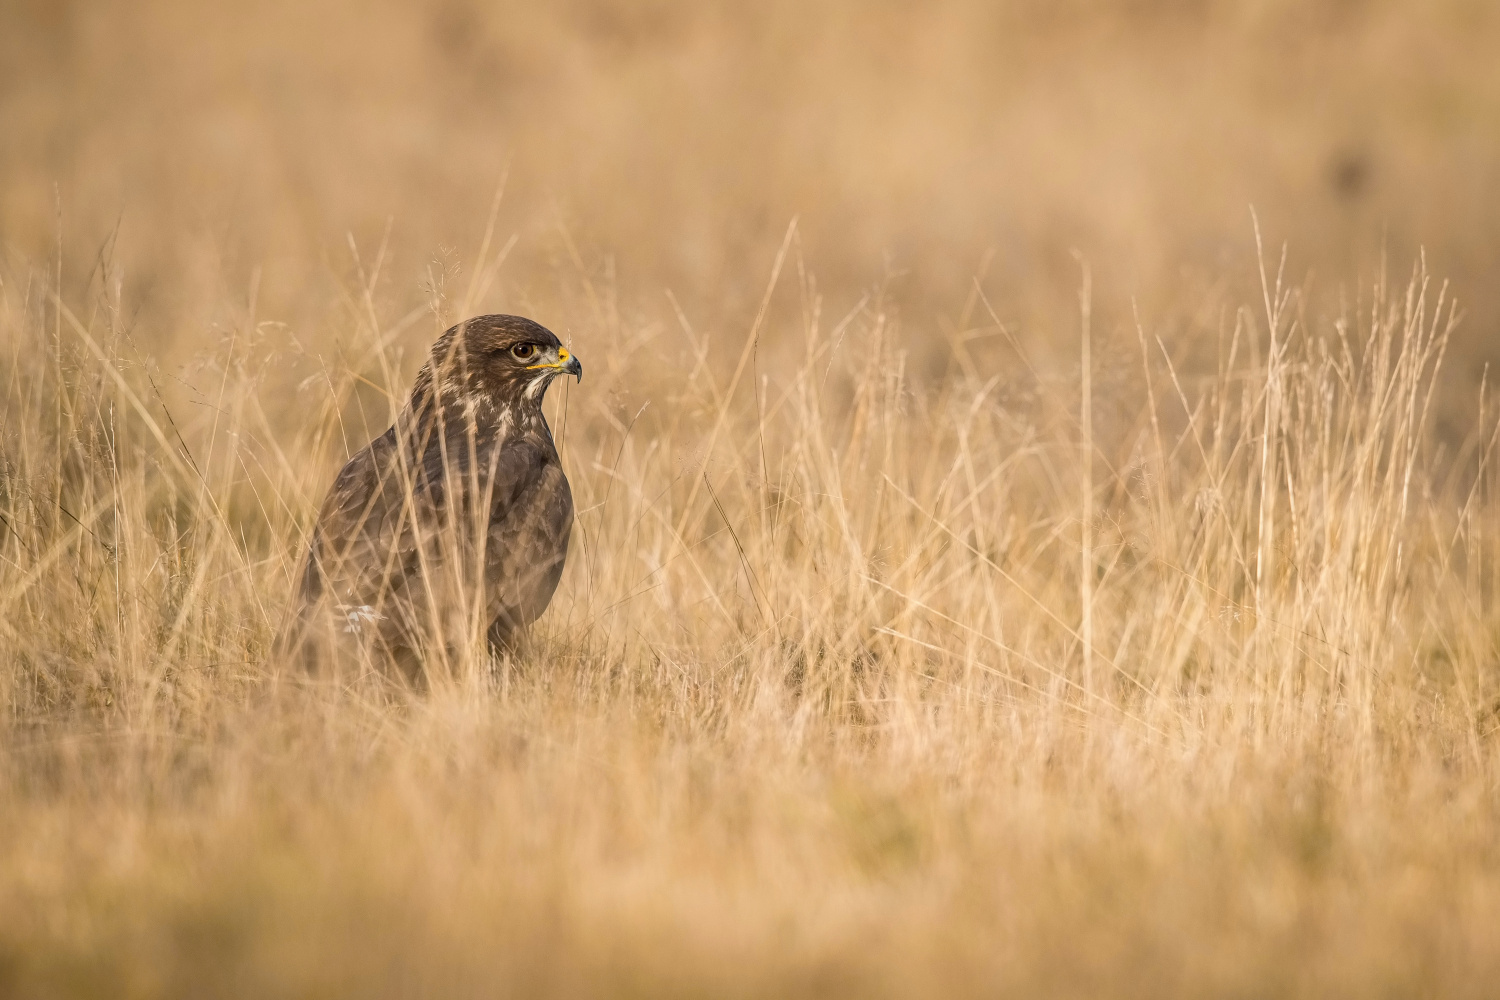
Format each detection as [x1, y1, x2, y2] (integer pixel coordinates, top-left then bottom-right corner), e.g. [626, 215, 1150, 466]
[468, 320, 560, 351]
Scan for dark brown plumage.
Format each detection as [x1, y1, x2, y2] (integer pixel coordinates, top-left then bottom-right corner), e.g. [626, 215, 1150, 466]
[277, 314, 581, 680]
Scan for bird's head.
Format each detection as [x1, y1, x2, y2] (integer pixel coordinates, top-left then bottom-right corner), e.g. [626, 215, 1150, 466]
[419, 314, 582, 415]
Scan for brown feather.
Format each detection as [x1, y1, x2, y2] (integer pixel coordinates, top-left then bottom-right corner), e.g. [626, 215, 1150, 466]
[275, 315, 580, 679]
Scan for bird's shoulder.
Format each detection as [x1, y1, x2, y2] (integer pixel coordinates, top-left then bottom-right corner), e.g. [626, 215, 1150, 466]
[315, 427, 404, 540]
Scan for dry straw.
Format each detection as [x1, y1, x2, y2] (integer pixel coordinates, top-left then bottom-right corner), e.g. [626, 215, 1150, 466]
[2, 232, 1497, 994]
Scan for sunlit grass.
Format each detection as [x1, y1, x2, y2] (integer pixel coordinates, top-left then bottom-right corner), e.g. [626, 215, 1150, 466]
[2, 229, 1497, 995]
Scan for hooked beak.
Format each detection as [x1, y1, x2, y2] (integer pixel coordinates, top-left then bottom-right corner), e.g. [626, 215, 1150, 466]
[560, 347, 582, 383]
[527, 345, 583, 382]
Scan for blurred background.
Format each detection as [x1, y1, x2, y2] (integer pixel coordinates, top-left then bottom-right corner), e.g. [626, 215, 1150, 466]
[3, 0, 1499, 399]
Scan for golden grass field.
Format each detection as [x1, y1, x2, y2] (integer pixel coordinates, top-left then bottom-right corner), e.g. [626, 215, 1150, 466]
[5, 0, 1500, 995]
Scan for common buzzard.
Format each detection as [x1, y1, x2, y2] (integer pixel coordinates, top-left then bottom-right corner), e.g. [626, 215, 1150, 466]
[277, 314, 581, 681]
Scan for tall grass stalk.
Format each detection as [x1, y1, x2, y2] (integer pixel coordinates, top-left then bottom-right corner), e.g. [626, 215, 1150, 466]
[1, 255, 1496, 996]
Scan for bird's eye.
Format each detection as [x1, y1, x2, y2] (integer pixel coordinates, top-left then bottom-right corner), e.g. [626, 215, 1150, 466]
[510, 343, 537, 362]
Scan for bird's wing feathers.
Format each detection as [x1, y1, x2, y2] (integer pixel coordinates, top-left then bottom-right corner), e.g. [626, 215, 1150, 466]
[290, 415, 573, 654]
[303, 430, 432, 609]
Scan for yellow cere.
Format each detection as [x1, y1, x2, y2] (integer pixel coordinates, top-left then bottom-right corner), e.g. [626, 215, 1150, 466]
[526, 347, 570, 371]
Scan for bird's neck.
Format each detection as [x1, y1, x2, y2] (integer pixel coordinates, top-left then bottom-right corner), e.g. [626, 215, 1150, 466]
[397, 390, 551, 454]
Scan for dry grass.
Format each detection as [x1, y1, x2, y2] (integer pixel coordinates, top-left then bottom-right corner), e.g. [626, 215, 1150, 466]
[4, 1, 1500, 996]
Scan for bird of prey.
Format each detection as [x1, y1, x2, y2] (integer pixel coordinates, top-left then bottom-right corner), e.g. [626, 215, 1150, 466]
[276, 314, 582, 682]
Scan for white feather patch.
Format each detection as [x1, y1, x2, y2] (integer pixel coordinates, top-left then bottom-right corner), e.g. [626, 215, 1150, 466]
[523, 374, 551, 401]
[460, 393, 496, 419]
[335, 604, 385, 634]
